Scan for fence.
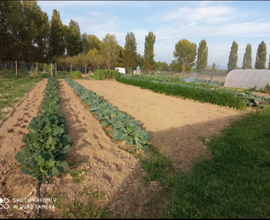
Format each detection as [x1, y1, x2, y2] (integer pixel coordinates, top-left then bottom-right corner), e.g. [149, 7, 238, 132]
[0, 61, 228, 84]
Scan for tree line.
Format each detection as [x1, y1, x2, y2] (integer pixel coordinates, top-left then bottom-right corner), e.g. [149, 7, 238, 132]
[1, 1, 269, 73]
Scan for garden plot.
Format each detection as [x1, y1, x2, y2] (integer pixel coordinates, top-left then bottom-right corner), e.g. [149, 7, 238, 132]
[0, 79, 47, 219]
[76, 79, 244, 172]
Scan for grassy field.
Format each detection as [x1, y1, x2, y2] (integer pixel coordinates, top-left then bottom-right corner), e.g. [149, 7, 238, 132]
[0, 71, 42, 121]
[142, 106, 270, 218]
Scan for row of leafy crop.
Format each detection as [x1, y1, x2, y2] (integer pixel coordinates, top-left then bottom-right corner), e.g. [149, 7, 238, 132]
[15, 77, 72, 183]
[65, 77, 150, 150]
[119, 76, 270, 108]
[116, 77, 247, 110]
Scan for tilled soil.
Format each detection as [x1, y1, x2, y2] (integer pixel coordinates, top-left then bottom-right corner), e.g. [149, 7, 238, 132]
[0, 79, 47, 218]
[0, 79, 164, 219]
[76, 79, 244, 171]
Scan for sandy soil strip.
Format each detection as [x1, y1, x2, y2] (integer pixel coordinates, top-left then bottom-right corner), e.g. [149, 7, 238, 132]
[0, 79, 47, 218]
[76, 79, 244, 171]
[37, 79, 162, 218]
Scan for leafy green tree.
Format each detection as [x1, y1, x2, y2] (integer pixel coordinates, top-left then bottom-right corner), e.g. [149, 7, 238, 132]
[268, 55, 270, 69]
[113, 45, 124, 67]
[227, 41, 238, 72]
[101, 33, 119, 70]
[0, 1, 50, 62]
[64, 19, 82, 56]
[242, 44, 252, 69]
[49, 9, 65, 58]
[169, 60, 181, 71]
[81, 33, 90, 54]
[87, 34, 103, 52]
[136, 54, 144, 68]
[211, 63, 216, 73]
[255, 41, 267, 69]
[123, 32, 137, 71]
[196, 39, 208, 73]
[173, 39, 197, 72]
[143, 32, 156, 73]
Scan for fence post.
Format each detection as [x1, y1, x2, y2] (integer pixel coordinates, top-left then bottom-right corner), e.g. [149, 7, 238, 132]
[15, 60, 17, 76]
[55, 63, 57, 76]
[51, 63, 52, 77]
[36, 62, 38, 77]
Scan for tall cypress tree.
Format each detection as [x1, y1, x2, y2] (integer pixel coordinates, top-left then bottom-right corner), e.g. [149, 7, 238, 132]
[49, 9, 65, 59]
[123, 32, 137, 71]
[242, 44, 252, 69]
[255, 41, 267, 69]
[143, 32, 156, 73]
[196, 39, 208, 73]
[227, 41, 238, 72]
[65, 19, 82, 56]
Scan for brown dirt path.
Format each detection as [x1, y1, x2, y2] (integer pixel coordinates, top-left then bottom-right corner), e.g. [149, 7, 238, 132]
[0, 79, 47, 218]
[76, 79, 244, 172]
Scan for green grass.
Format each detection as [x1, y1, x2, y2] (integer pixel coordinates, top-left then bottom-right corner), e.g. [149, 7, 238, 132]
[140, 107, 270, 218]
[0, 71, 42, 120]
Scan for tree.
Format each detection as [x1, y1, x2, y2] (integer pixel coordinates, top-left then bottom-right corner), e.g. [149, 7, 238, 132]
[81, 33, 90, 54]
[227, 41, 238, 72]
[255, 41, 267, 69]
[123, 32, 137, 72]
[143, 32, 156, 73]
[210, 63, 216, 73]
[242, 44, 252, 69]
[136, 54, 144, 68]
[196, 39, 208, 73]
[87, 34, 103, 52]
[64, 19, 82, 56]
[113, 45, 124, 67]
[169, 60, 181, 71]
[0, 1, 50, 62]
[173, 39, 197, 72]
[49, 9, 65, 58]
[268, 55, 270, 69]
[101, 33, 119, 70]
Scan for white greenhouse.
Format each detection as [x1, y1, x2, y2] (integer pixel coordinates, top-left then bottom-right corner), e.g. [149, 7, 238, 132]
[224, 69, 270, 90]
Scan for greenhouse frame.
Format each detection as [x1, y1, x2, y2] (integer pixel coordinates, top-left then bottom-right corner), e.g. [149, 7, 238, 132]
[224, 69, 270, 89]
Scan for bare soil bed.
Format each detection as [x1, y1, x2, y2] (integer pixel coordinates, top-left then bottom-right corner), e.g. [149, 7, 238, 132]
[76, 79, 244, 171]
[0, 79, 47, 218]
[0, 79, 164, 219]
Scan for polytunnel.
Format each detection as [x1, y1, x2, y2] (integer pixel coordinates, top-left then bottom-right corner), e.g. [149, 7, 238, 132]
[224, 69, 270, 90]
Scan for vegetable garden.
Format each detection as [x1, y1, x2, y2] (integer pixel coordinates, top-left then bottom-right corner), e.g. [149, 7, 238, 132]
[1, 73, 270, 219]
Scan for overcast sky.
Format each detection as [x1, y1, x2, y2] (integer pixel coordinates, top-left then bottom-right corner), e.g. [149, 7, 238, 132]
[38, 1, 270, 69]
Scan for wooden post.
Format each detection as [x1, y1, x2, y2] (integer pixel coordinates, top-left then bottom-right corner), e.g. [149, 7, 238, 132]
[51, 63, 52, 77]
[15, 60, 17, 76]
[85, 65, 86, 75]
[36, 62, 38, 76]
[55, 63, 57, 76]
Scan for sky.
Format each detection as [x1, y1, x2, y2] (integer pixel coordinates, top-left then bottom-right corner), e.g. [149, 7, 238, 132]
[38, 1, 270, 69]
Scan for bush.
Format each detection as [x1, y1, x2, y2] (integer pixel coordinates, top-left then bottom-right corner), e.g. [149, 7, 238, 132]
[39, 73, 50, 79]
[71, 71, 82, 79]
[92, 69, 121, 80]
[56, 71, 70, 79]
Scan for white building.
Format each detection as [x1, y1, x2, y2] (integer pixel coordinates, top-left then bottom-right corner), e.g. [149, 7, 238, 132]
[115, 67, 125, 74]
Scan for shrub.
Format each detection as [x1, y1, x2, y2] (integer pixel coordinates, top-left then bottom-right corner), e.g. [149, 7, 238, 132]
[72, 71, 82, 79]
[92, 69, 121, 80]
[39, 73, 50, 79]
[56, 71, 70, 79]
